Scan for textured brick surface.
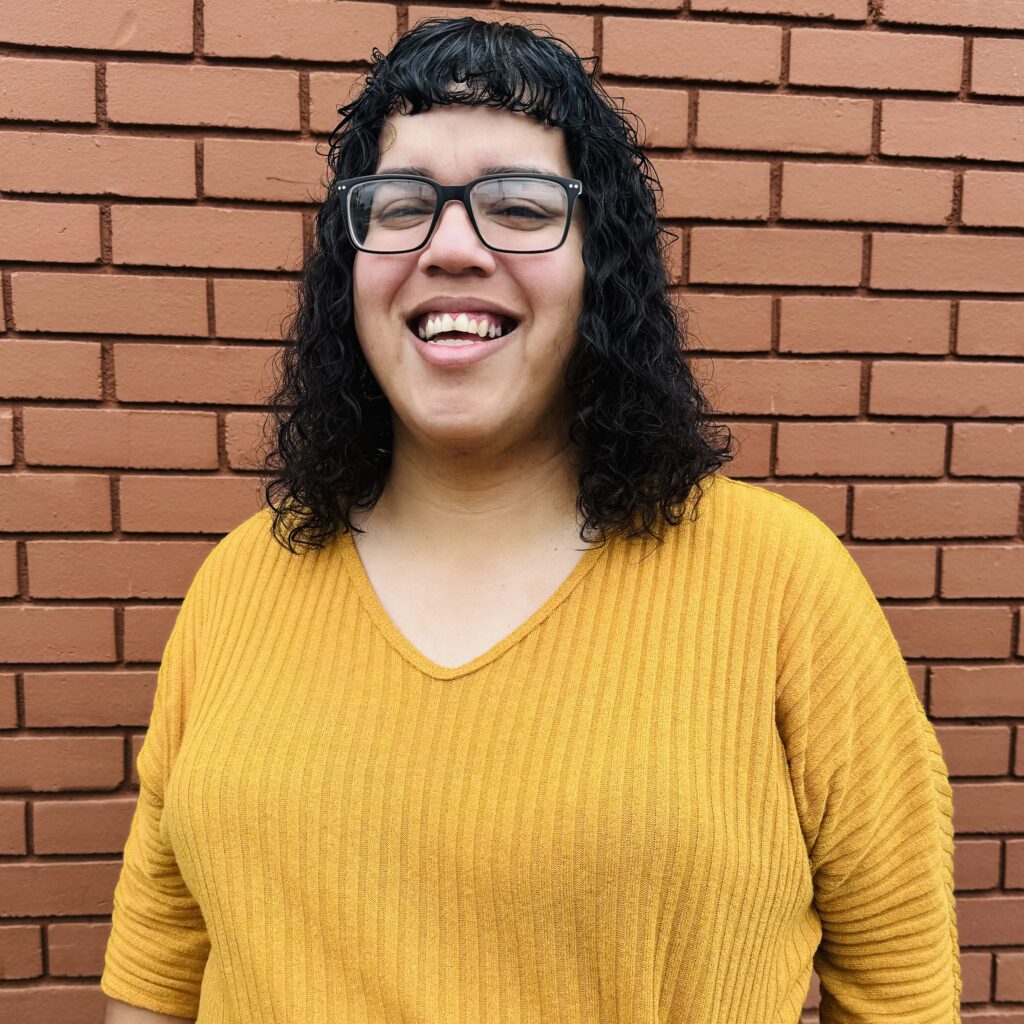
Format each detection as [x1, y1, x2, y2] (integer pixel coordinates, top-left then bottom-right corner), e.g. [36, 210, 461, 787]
[1, 4, 1020, 1020]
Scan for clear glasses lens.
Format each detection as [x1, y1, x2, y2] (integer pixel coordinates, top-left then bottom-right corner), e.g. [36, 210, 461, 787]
[347, 177, 570, 253]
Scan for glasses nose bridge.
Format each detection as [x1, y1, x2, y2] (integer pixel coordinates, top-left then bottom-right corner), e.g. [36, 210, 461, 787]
[427, 186, 482, 247]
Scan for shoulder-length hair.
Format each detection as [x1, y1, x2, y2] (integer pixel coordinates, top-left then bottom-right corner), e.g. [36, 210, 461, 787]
[259, 15, 735, 553]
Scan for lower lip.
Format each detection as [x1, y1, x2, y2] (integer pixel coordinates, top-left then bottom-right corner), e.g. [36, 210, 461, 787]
[409, 323, 516, 367]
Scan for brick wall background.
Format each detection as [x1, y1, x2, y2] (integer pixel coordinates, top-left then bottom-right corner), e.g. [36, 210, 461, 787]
[1, 1, 1023, 1020]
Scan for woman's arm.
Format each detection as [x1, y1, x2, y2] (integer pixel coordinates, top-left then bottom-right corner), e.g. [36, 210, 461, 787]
[103, 995, 195, 1023]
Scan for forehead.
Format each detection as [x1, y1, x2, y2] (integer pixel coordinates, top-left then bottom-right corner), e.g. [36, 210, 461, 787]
[377, 104, 571, 177]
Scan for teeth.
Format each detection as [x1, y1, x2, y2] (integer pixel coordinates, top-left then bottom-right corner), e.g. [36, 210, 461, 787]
[418, 311, 511, 341]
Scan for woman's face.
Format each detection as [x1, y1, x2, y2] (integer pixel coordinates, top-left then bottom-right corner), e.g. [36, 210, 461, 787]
[352, 103, 586, 456]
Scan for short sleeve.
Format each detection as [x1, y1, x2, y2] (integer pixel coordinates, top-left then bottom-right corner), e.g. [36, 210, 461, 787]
[100, 560, 213, 1018]
[775, 518, 962, 1023]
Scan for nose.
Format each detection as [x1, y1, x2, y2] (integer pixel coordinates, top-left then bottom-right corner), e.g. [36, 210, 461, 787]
[418, 198, 495, 271]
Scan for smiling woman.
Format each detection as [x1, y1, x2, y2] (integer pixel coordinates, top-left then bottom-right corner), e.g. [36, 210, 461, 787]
[99, 15, 961, 1024]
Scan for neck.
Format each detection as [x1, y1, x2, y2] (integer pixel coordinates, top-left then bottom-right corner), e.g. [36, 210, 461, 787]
[353, 430, 588, 560]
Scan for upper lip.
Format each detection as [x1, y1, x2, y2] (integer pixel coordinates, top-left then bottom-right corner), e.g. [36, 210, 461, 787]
[405, 296, 521, 328]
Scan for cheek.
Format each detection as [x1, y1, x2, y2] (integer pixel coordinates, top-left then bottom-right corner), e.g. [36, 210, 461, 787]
[352, 255, 406, 326]
[520, 251, 585, 322]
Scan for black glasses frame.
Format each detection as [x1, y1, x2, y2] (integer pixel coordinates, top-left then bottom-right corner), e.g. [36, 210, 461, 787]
[335, 172, 584, 254]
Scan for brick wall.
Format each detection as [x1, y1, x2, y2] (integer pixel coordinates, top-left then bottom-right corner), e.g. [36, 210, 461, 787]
[1, 1, 1023, 1020]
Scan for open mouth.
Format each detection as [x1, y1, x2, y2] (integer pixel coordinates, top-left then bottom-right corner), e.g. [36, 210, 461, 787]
[406, 311, 520, 346]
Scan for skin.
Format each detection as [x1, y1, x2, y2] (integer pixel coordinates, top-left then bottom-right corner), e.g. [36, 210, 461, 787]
[350, 102, 591, 582]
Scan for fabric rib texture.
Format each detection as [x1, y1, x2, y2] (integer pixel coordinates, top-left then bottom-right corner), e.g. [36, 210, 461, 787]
[100, 472, 962, 1023]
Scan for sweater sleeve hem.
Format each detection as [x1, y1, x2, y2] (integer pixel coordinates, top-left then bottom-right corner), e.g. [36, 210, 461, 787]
[101, 969, 201, 1020]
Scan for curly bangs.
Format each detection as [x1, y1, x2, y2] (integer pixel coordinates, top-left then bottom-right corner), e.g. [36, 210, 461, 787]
[259, 15, 736, 553]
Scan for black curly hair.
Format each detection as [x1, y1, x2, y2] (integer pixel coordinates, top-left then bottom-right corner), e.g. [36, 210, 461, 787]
[259, 14, 735, 553]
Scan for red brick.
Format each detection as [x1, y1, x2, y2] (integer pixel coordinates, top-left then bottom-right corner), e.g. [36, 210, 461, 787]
[0, 861, 123, 915]
[108, 62, 300, 130]
[723, 421, 771, 477]
[22, 407, 218, 469]
[10, 271, 207, 336]
[690, 226, 862, 286]
[780, 162, 954, 224]
[33, 796, 137, 853]
[610, 86, 688, 149]
[120, 474, 264, 533]
[0, 409, 13, 466]
[881, 0, 1024, 30]
[224, 411, 270, 469]
[697, 90, 872, 154]
[309, 71, 367, 135]
[510, 0, 679, 8]
[406, 7, 593, 57]
[938, 876, 973, 924]
[0, 673, 16, 727]
[111, 205, 304, 272]
[841, 544, 936, 599]
[972, 37, 1024, 98]
[871, 232, 1024, 293]
[213, 276, 297, 339]
[943, 545, 1024, 599]
[23, 671, 157, 728]
[0, 0, 193, 52]
[654, 158, 770, 219]
[882, 99, 1024, 162]
[951, 423, 1024, 479]
[996, 950, 1024, 999]
[937, 724, 1012, 776]
[780, 295, 950, 354]
[0, 736, 123, 791]
[0, 474, 111, 532]
[681, 293, 773, 352]
[122, 604, 179, 664]
[26, 539, 216, 598]
[204, 0, 396, 60]
[0, 56, 95, 123]
[0, 200, 100, 263]
[777, 421, 946, 477]
[693, 356, 860, 414]
[0, 923, 40, 977]
[871, 360, 1024, 417]
[691, 0, 866, 15]
[790, 27, 961, 92]
[603, 18, 781, 82]
[962, 169, 1024, 228]
[664, 231, 683, 283]
[114, 341, 280, 404]
[759, 482, 848, 534]
[0, 340, 102, 400]
[0, 606, 115, 663]
[959, 301, 1024, 358]
[853, 483, 1021, 541]
[1009, 841, 1024, 886]
[0, 131, 195, 198]
[887, 605, 1014, 660]
[932, 666, 1024, 719]
[0, 547, 17, 604]
[0, 800, 27, 855]
[955, 785, 1024, 835]
[203, 138, 326, 203]
[0, 984, 109, 1023]
[47, 921, 110, 978]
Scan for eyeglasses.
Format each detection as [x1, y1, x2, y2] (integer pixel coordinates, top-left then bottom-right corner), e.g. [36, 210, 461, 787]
[335, 172, 584, 254]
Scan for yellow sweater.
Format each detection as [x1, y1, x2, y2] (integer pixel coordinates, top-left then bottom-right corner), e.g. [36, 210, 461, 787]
[100, 473, 962, 1023]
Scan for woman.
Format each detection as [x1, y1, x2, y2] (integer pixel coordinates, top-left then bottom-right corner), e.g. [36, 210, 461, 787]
[101, 16, 962, 1024]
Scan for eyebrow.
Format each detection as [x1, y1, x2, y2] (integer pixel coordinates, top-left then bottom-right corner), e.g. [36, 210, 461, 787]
[376, 163, 557, 177]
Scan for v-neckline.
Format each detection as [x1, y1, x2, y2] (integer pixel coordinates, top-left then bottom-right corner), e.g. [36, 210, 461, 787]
[337, 527, 612, 680]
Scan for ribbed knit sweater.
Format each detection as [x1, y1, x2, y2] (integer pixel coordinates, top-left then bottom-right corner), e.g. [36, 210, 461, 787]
[100, 473, 962, 1023]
